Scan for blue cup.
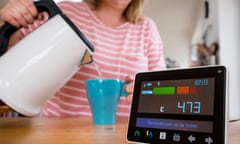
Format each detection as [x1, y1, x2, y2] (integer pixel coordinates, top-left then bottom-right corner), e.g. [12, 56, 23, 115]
[85, 79, 128, 126]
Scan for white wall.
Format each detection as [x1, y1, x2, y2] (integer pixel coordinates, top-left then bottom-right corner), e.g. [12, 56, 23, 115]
[218, 0, 240, 120]
[143, 0, 201, 67]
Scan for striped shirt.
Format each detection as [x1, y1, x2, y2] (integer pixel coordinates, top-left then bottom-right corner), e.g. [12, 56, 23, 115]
[14, 1, 166, 117]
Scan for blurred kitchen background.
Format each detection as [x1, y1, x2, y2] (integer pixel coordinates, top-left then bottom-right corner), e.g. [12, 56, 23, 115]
[0, 0, 240, 120]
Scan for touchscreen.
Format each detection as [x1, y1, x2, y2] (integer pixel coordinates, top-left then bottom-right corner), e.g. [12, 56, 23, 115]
[127, 66, 226, 144]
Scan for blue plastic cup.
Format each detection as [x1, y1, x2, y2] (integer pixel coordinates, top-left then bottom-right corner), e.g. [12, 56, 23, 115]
[85, 79, 128, 126]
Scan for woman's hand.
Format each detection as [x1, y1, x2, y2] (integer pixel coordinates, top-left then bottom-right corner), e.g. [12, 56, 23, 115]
[0, 0, 38, 28]
[124, 76, 134, 103]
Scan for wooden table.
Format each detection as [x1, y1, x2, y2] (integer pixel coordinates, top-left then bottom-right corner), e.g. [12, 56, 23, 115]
[0, 117, 239, 144]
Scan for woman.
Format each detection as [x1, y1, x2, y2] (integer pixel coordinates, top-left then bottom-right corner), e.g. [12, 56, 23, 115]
[0, 0, 166, 117]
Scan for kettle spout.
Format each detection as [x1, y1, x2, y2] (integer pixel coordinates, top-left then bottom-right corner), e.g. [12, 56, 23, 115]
[80, 50, 93, 66]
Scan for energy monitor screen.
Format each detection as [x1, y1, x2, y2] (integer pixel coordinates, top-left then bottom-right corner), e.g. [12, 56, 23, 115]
[127, 66, 227, 144]
[138, 78, 214, 116]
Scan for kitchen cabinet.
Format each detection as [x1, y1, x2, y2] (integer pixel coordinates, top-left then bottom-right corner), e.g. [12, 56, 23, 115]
[194, 0, 240, 121]
[218, 0, 240, 120]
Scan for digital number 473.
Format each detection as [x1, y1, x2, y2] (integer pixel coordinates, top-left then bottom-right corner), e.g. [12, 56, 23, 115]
[177, 101, 201, 114]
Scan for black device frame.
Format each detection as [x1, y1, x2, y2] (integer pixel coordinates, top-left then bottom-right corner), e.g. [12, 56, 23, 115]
[127, 66, 226, 144]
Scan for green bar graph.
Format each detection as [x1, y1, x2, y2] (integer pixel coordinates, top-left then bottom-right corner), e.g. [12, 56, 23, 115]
[153, 87, 175, 95]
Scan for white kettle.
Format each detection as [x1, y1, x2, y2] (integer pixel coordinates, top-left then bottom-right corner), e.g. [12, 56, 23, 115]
[0, 0, 94, 116]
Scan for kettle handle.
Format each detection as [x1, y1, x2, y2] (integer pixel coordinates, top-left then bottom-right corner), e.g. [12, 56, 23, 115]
[0, 0, 62, 56]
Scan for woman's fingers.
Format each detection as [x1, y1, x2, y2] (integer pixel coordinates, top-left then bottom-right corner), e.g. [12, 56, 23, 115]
[124, 76, 134, 103]
[1, 9, 20, 27]
[0, 0, 37, 27]
[19, 0, 38, 23]
[125, 82, 134, 94]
